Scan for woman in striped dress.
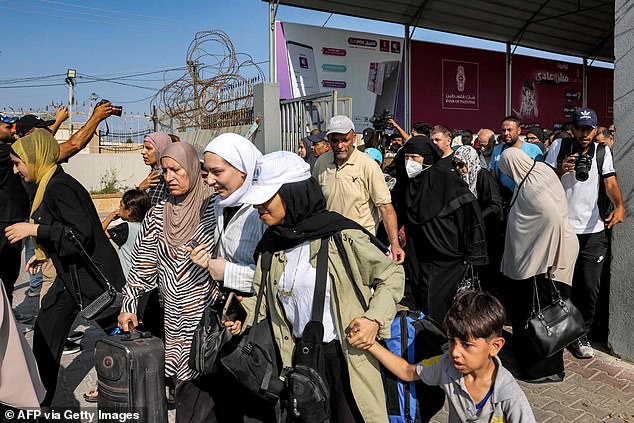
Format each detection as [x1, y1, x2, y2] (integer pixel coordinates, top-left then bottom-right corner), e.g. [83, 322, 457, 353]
[118, 142, 217, 423]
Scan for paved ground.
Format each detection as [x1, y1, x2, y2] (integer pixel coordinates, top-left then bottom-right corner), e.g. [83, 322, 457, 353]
[11, 269, 634, 422]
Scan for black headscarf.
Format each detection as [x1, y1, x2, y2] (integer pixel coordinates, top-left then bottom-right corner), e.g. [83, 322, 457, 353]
[393, 136, 474, 226]
[254, 177, 383, 257]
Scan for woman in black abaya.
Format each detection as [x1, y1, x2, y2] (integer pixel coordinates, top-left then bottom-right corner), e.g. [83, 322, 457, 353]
[393, 136, 488, 323]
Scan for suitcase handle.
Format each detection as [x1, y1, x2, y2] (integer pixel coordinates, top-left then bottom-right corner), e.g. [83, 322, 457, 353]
[121, 331, 153, 341]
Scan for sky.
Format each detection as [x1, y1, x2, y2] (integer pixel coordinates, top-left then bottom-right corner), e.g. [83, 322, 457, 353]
[1, 0, 613, 116]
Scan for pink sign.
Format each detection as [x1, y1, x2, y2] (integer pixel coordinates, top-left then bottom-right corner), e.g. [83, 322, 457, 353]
[322, 80, 347, 88]
[322, 47, 347, 56]
[442, 60, 479, 110]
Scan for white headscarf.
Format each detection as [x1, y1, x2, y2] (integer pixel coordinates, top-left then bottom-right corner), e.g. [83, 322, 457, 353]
[498, 148, 579, 285]
[204, 133, 263, 208]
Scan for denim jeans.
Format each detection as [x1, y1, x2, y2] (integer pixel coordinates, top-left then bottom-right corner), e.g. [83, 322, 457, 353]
[24, 236, 43, 288]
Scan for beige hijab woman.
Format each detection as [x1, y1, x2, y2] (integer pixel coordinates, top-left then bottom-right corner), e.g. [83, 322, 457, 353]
[499, 148, 579, 284]
[160, 142, 213, 245]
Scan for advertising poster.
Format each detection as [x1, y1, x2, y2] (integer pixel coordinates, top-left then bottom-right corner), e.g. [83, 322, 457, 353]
[411, 40, 506, 131]
[276, 22, 404, 131]
[587, 66, 614, 125]
[511, 56, 583, 129]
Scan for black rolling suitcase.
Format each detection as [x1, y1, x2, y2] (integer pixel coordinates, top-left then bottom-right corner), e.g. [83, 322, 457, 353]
[95, 332, 167, 423]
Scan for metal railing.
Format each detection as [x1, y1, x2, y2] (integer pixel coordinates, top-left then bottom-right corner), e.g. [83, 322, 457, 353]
[279, 91, 352, 152]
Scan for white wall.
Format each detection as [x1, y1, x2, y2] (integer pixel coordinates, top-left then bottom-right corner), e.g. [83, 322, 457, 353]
[62, 153, 149, 192]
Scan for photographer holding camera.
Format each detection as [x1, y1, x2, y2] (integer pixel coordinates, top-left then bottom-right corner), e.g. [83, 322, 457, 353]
[545, 107, 624, 359]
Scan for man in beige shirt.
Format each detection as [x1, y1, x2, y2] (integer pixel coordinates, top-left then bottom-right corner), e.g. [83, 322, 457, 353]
[312, 116, 405, 264]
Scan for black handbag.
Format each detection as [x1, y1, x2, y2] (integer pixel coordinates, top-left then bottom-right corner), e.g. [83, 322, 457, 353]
[286, 238, 330, 423]
[525, 275, 586, 358]
[188, 303, 232, 374]
[220, 251, 285, 403]
[63, 227, 123, 321]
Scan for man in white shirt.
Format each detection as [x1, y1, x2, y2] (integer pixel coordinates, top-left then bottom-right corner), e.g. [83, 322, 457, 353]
[545, 107, 625, 359]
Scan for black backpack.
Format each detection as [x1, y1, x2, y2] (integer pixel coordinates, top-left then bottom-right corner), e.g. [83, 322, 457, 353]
[555, 138, 614, 220]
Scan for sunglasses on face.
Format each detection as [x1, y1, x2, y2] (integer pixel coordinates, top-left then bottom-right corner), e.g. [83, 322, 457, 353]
[452, 160, 467, 169]
[526, 135, 539, 141]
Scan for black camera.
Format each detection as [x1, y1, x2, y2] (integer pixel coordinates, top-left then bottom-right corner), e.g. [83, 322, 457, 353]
[369, 109, 393, 131]
[97, 99, 123, 117]
[574, 153, 592, 181]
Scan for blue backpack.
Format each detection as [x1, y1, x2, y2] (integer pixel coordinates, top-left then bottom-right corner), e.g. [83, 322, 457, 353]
[383, 310, 447, 423]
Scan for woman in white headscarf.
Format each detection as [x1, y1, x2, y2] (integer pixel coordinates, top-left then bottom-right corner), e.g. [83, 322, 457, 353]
[499, 147, 579, 384]
[189, 133, 271, 422]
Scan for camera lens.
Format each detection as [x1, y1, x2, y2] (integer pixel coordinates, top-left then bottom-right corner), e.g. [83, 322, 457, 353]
[111, 106, 123, 117]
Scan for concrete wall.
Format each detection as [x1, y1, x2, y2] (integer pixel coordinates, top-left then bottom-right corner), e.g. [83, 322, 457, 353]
[61, 153, 148, 192]
[610, 0, 634, 362]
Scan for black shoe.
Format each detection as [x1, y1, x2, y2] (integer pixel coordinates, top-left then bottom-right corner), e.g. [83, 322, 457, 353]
[523, 372, 565, 384]
[62, 340, 82, 355]
[567, 336, 595, 359]
[67, 331, 85, 343]
[14, 311, 36, 324]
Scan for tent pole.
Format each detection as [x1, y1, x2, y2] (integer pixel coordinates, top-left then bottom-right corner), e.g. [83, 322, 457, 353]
[582, 57, 588, 107]
[404, 24, 411, 132]
[269, 1, 276, 83]
[506, 42, 512, 116]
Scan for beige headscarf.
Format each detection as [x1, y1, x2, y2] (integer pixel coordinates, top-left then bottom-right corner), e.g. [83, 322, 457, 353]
[11, 129, 60, 260]
[499, 148, 579, 285]
[161, 143, 213, 245]
[0, 282, 45, 409]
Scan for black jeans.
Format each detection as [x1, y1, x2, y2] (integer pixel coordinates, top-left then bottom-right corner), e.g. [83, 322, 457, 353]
[0, 226, 21, 306]
[323, 341, 364, 423]
[571, 230, 608, 332]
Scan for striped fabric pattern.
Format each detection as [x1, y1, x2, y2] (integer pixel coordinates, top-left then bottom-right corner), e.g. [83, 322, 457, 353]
[122, 197, 218, 381]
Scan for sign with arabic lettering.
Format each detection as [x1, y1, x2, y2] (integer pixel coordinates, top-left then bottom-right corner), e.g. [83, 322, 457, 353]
[442, 60, 479, 110]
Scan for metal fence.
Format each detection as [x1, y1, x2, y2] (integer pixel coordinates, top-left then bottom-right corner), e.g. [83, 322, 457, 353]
[98, 128, 151, 154]
[279, 91, 352, 152]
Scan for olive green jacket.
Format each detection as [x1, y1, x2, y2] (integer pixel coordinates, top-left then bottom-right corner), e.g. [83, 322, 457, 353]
[240, 229, 405, 423]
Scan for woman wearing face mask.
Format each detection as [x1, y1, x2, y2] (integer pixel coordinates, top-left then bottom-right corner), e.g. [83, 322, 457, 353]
[189, 133, 272, 421]
[137, 132, 172, 206]
[225, 151, 404, 423]
[393, 136, 487, 323]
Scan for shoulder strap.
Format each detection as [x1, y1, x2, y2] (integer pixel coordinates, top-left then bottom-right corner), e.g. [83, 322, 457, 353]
[596, 143, 605, 176]
[63, 227, 114, 292]
[251, 251, 272, 329]
[333, 232, 369, 311]
[310, 238, 330, 322]
[508, 160, 537, 210]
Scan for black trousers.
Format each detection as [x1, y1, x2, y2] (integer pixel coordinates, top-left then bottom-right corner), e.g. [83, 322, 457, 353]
[571, 231, 608, 332]
[511, 275, 571, 379]
[323, 341, 364, 423]
[32, 278, 114, 406]
[173, 375, 215, 423]
[0, 227, 21, 306]
[33, 283, 79, 406]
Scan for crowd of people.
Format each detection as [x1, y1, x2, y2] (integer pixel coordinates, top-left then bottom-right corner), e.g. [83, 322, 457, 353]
[0, 103, 624, 422]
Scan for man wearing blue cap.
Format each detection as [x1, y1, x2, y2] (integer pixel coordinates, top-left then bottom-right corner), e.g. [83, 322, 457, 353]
[545, 107, 625, 359]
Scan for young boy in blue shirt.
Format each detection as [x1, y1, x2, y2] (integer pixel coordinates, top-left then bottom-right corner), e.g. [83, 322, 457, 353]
[360, 291, 535, 422]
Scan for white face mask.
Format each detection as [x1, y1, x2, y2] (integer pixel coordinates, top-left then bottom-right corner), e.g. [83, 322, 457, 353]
[406, 159, 431, 178]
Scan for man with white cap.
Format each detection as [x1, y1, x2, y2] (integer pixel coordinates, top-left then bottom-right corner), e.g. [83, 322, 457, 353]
[312, 116, 405, 264]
